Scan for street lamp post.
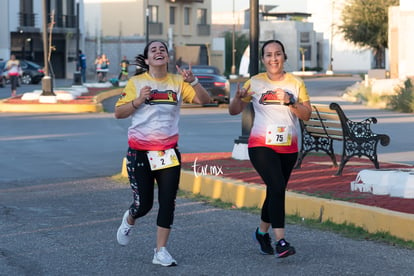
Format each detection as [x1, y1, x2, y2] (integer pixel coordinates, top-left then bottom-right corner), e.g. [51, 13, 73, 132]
[230, 0, 236, 77]
[327, 0, 334, 75]
[146, 1, 149, 45]
[73, 0, 82, 85]
[232, 0, 258, 160]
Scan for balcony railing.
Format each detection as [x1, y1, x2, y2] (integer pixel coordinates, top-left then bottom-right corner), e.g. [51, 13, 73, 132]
[54, 14, 77, 28]
[19, 12, 36, 27]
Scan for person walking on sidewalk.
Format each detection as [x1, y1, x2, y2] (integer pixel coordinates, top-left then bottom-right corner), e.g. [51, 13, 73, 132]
[114, 40, 211, 267]
[228, 39, 312, 258]
[5, 54, 21, 97]
[77, 50, 87, 83]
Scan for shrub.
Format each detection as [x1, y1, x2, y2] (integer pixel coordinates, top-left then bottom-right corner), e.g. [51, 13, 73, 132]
[387, 78, 414, 113]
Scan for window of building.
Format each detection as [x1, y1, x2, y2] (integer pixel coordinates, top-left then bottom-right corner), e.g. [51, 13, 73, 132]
[170, 6, 176, 25]
[149, 5, 159, 23]
[184, 7, 191, 25]
[300, 32, 310, 43]
[197, 8, 207, 25]
[20, 0, 34, 26]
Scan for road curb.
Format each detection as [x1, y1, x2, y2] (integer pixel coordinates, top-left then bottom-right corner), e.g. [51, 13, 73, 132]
[179, 170, 414, 242]
[0, 88, 122, 113]
[121, 158, 414, 242]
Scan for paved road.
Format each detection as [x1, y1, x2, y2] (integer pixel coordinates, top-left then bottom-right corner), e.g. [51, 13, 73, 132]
[1, 77, 414, 275]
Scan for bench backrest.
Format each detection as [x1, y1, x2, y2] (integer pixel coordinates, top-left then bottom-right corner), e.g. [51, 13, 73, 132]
[301, 104, 344, 141]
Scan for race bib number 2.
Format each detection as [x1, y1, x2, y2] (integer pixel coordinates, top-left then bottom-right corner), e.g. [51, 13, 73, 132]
[147, 148, 180, 171]
[265, 125, 292, 146]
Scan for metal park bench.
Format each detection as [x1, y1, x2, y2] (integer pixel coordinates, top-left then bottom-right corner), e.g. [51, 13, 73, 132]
[295, 102, 390, 176]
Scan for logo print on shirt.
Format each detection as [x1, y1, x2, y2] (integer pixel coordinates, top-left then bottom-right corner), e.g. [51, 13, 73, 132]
[119, 92, 127, 99]
[259, 90, 283, 105]
[145, 89, 178, 105]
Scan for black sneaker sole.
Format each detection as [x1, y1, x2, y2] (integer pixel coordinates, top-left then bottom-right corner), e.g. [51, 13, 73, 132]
[277, 247, 296, 258]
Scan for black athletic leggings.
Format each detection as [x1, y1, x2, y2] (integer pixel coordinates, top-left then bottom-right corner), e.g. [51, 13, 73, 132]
[248, 147, 297, 228]
[126, 147, 181, 229]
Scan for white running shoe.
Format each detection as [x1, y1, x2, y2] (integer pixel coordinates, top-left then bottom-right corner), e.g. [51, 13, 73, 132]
[152, 247, 177, 267]
[116, 210, 133, 246]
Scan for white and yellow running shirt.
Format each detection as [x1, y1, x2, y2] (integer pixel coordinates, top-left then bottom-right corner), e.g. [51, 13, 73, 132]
[242, 72, 310, 153]
[116, 72, 196, 151]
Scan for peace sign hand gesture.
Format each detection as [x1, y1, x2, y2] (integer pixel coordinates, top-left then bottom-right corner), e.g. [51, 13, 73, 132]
[176, 64, 196, 83]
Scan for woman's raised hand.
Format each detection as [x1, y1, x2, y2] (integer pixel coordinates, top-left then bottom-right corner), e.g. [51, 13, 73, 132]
[176, 64, 196, 83]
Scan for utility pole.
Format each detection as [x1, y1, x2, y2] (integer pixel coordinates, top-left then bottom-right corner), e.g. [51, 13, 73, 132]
[232, 0, 258, 160]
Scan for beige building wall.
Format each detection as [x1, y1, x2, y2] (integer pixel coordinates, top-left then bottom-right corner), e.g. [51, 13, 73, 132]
[389, 0, 414, 79]
[86, 0, 212, 46]
[84, 0, 218, 69]
[100, 1, 144, 37]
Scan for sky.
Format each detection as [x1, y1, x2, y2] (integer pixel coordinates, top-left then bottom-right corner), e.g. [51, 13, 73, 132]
[212, 0, 307, 13]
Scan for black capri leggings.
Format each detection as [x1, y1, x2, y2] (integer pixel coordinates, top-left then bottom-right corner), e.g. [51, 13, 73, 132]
[248, 147, 297, 228]
[126, 147, 181, 229]
[10, 75, 19, 91]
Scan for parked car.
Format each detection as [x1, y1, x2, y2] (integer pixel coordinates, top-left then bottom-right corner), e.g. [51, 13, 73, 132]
[0, 59, 45, 85]
[19, 60, 45, 84]
[183, 65, 230, 104]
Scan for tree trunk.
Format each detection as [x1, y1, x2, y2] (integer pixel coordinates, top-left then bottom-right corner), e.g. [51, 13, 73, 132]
[373, 47, 386, 69]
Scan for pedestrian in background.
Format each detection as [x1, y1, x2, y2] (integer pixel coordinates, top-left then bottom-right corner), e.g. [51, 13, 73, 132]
[5, 54, 21, 97]
[95, 54, 110, 82]
[77, 50, 87, 83]
[118, 56, 130, 81]
[228, 39, 312, 258]
[114, 40, 210, 267]
[100, 53, 110, 82]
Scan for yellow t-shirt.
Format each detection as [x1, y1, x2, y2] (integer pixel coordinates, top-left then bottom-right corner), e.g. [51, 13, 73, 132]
[116, 72, 196, 150]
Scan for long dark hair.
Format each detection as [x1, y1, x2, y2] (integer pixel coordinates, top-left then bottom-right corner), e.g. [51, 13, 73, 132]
[135, 40, 169, 75]
[261, 39, 287, 60]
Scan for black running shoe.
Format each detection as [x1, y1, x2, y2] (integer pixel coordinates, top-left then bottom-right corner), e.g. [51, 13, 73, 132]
[253, 227, 274, 255]
[275, 239, 296, 258]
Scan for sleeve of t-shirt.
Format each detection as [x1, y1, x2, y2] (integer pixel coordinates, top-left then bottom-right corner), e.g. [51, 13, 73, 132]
[297, 79, 310, 103]
[115, 78, 138, 107]
[181, 80, 196, 103]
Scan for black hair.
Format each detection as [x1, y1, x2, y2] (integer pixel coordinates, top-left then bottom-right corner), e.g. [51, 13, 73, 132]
[135, 40, 169, 75]
[261, 39, 287, 60]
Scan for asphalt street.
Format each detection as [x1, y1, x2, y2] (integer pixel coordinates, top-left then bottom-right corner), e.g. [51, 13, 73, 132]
[1, 77, 414, 275]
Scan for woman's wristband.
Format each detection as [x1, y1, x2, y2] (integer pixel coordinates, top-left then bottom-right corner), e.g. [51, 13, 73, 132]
[190, 77, 199, 86]
[131, 100, 138, 109]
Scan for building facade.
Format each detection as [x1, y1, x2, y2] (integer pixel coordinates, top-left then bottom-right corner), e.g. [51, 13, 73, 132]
[0, 0, 85, 79]
[83, 0, 219, 79]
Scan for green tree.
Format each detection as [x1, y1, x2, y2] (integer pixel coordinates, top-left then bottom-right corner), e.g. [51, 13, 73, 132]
[338, 0, 399, 68]
[223, 31, 249, 76]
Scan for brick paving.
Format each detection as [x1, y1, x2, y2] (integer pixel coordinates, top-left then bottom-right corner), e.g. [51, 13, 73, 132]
[181, 152, 414, 214]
